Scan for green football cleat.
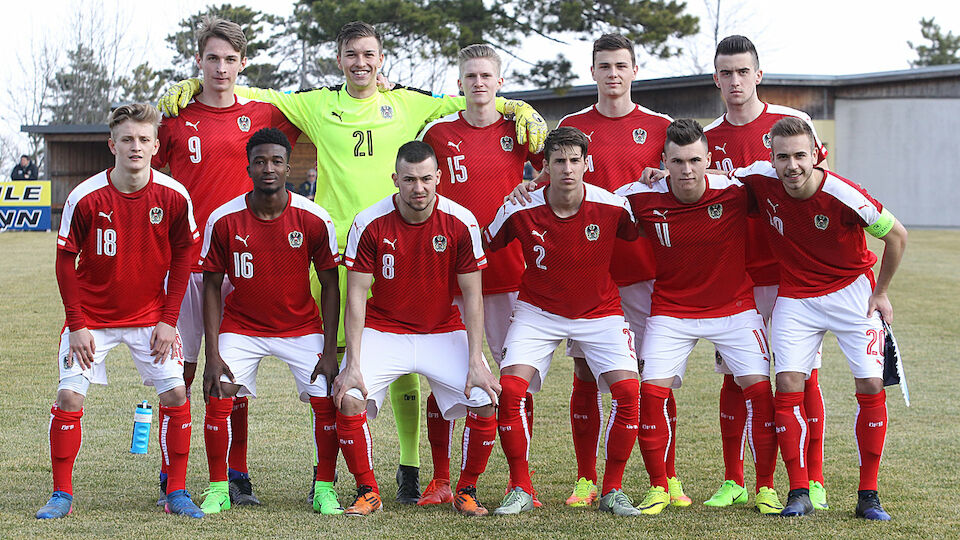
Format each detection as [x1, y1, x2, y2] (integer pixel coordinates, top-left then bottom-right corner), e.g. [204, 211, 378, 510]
[493, 487, 534, 515]
[199, 481, 231, 515]
[637, 486, 670, 515]
[667, 477, 692, 507]
[755, 487, 784, 515]
[598, 489, 641, 516]
[704, 480, 748, 507]
[809, 481, 829, 510]
[312, 481, 344, 515]
[565, 477, 599, 507]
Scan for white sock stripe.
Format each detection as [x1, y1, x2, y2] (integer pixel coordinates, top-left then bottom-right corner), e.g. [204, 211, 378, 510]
[160, 414, 171, 467]
[854, 404, 862, 467]
[312, 410, 319, 462]
[519, 396, 530, 462]
[461, 427, 471, 471]
[662, 398, 672, 464]
[604, 399, 619, 461]
[447, 419, 455, 460]
[226, 416, 233, 467]
[792, 405, 807, 469]
[594, 390, 603, 458]
[745, 399, 756, 464]
[362, 421, 374, 470]
[815, 384, 826, 458]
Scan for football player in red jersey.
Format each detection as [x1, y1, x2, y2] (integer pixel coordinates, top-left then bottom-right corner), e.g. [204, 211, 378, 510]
[151, 16, 300, 506]
[416, 44, 538, 507]
[734, 118, 907, 519]
[197, 128, 342, 515]
[332, 141, 499, 516]
[485, 127, 642, 517]
[37, 104, 202, 520]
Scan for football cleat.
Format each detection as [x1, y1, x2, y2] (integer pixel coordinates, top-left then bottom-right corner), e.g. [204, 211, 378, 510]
[855, 490, 891, 521]
[36, 491, 73, 519]
[637, 486, 670, 515]
[312, 481, 344, 515]
[199, 482, 231, 515]
[755, 487, 784, 515]
[809, 481, 829, 510]
[417, 478, 454, 505]
[667, 477, 692, 507]
[453, 485, 488, 516]
[345, 485, 382, 516]
[493, 487, 535, 515]
[229, 476, 261, 505]
[157, 476, 168, 507]
[565, 477, 599, 507]
[507, 481, 542, 507]
[703, 480, 748, 507]
[395, 465, 421, 504]
[598, 489, 641, 517]
[780, 488, 814, 517]
[165, 489, 204, 518]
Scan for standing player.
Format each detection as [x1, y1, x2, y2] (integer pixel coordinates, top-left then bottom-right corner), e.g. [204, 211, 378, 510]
[734, 118, 907, 519]
[486, 127, 642, 517]
[415, 43, 536, 505]
[703, 35, 832, 510]
[196, 128, 343, 515]
[331, 141, 500, 516]
[620, 119, 781, 516]
[151, 15, 301, 506]
[158, 21, 546, 501]
[36, 104, 202, 519]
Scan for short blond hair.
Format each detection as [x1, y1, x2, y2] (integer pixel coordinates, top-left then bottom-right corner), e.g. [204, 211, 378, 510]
[108, 104, 161, 137]
[197, 15, 247, 58]
[458, 44, 501, 75]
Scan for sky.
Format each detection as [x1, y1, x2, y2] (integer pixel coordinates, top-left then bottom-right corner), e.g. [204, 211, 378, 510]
[1, 0, 958, 166]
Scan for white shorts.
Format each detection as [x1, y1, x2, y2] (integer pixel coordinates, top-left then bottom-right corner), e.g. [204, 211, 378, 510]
[454, 291, 519, 365]
[218, 333, 329, 402]
[770, 274, 883, 378]
[641, 310, 770, 388]
[57, 326, 186, 395]
[567, 279, 653, 358]
[177, 272, 233, 364]
[342, 329, 492, 420]
[501, 300, 638, 394]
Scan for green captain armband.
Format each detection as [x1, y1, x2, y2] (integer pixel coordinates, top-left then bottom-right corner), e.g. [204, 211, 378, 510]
[864, 207, 896, 238]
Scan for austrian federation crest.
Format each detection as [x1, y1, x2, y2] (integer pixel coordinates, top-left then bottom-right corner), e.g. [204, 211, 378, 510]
[380, 105, 394, 119]
[585, 223, 600, 241]
[149, 207, 163, 224]
[500, 136, 514, 152]
[288, 230, 303, 248]
[432, 234, 447, 252]
[814, 214, 830, 230]
[708, 203, 723, 219]
[632, 128, 647, 144]
[762, 132, 772, 149]
[237, 115, 251, 132]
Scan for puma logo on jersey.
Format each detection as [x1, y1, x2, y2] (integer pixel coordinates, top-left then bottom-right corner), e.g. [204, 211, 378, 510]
[235, 234, 250, 247]
[331, 111, 343, 120]
[767, 199, 779, 213]
[185, 120, 200, 131]
[383, 238, 397, 249]
[98, 211, 113, 222]
[584, 131, 595, 142]
[447, 140, 463, 152]
[653, 209, 668, 220]
[714, 143, 727, 154]
[531, 230, 546, 241]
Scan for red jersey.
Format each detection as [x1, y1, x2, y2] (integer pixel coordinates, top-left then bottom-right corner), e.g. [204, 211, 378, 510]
[153, 96, 301, 271]
[418, 112, 532, 295]
[734, 162, 882, 299]
[484, 183, 637, 319]
[56, 169, 198, 328]
[704, 103, 828, 286]
[200, 192, 340, 337]
[618, 175, 755, 318]
[344, 194, 486, 334]
[558, 104, 672, 287]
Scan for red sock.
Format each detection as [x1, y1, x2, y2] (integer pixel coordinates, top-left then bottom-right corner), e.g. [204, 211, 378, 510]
[743, 381, 777, 491]
[49, 405, 83, 495]
[498, 375, 533, 493]
[310, 397, 338, 482]
[719, 374, 747, 486]
[638, 383, 670, 490]
[426, 393, 453, 482]
[203, 397, 233, 483]
[855, 390, 887, 491]
[456, 411, 497, 491]
[804, 369, 825, 484]
[665, 390, 678, 478]
[524, 392, 535, 438]
[336, 410, 377, 492]
[570, 375, 601, 483]
[601, 379, 639, 494]
[159, 401, 193, 494]
[774, 391, 809, 490]
[228, 396, 249, 474]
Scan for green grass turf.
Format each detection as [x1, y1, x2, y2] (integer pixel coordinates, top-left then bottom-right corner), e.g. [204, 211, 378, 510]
[1, 229, 957, 538]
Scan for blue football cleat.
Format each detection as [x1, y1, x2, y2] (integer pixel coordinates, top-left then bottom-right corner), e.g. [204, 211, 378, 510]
[164, 489, 204, 518]
[855, 490, 891, 521]
[36, 491, 73, 519]
[780, 488, 813, 517]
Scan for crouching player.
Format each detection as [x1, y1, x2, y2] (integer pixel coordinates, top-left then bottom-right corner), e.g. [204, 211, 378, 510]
[332, 141, 500, 516]
[734, 117, 907, 519]
[485, 127, 642, 516]
[619, 119, 780, 516]
[197, 128, 342, 515]
[38, 104, 202, 519]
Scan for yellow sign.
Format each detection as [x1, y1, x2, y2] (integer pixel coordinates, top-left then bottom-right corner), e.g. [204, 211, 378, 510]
[1, 181, 51, 207]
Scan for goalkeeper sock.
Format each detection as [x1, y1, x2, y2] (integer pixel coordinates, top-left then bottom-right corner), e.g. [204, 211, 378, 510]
[390, 373, 421, 468]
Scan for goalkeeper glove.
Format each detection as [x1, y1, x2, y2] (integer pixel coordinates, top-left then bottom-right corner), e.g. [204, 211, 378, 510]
[497, 98, 547, 154]
[156, 78, 202, 117]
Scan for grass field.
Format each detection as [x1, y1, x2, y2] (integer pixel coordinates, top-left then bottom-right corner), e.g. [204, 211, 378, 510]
[1, 229, 958, 539]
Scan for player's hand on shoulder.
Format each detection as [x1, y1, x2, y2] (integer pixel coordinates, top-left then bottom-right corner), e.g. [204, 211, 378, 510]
[332, 361, 366, 409]
[157, 78, 202, 117]
[505, 180, 537, 206]
[501, 99, 547, 153]
[150, 322, 177, 364]
[376, 73, 395, 92]
[67, 328, 96, 370]
[868, 291, 894, 323]
[640, 167, 667, 186]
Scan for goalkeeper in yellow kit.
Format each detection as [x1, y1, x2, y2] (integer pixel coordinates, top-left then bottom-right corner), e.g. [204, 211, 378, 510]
[159, 20, 546, 506]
